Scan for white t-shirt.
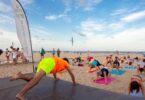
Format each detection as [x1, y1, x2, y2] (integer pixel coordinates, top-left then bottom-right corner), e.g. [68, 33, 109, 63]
[130, 90, 143, 97]
[137, 61, 145, 68]
[12, 51, 17, 59]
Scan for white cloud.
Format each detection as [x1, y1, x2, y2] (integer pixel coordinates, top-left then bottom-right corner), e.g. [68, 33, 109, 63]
[0, 2, 11, 13]
[78, 0, 102, 11]
[45, 0, 72, 21]
[78, 19, 122, 37]
[0, 28, 21, 49]
[31, 26, 51, 37]
[45, 13, 67, 21]
[81, 20, 105, 31]
[61, 0, 102, 12]
[81, 27, 145, 51]
[62, 0, 72, 7]
[108, 22, 125, 29]
[0, 14, 14, 24]
[111, 9, 127, 16]
[1, 26, 145, 51]
[77, 20, 105, 37]
[19, 0, 33, 6]
[121, 10, 145, 22]
[45, 15, 58, 20]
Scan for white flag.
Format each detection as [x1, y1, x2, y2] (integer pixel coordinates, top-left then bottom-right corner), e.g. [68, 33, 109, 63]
[12, 0, 32, 61]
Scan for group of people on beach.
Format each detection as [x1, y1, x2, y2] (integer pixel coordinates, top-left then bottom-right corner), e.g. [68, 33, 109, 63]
[10, 53, 145, 100]
[1, 46, 28, 65]
[95, 55, 145, 98]
[39, 48, 61, 59]
[0, 47, 62, 65]
[73, 54, 145, 98]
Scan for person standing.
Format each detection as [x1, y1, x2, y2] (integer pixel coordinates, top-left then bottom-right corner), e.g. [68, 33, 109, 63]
[10, 46, 18, 65]
[0, 49, 3, 55]
[21, 48, 28, 63]
[5, 48, 10, 63]
[40, 48, 45, 59]
[57, 48, 61, 57]
[52, 48, 55, 57]
[0, 49, 3, 64]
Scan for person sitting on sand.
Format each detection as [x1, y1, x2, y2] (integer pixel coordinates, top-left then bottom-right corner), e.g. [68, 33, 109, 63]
[137, 58, 145, 75]
[128, 75, 145, 98]
[96, 65, 111, 84]
[113, 56, 120, 70]
[10, 57, 76, 100]
[88, 58, 101, 72]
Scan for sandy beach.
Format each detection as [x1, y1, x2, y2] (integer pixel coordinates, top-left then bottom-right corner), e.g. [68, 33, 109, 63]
[0, 52, 145, 96]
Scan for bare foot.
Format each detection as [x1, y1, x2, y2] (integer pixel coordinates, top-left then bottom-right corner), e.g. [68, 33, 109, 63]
[10, 72, 22, 81]
[16, 94, 26, 100]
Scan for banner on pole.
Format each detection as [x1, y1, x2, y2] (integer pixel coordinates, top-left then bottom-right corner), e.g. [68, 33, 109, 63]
[12, 0, 32, 61]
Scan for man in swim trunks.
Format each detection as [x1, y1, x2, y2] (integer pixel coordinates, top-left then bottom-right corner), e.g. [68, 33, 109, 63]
[10, 57, 76, 100]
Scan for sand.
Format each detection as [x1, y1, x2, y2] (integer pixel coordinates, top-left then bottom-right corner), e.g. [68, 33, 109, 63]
[0, 52, 145, 95]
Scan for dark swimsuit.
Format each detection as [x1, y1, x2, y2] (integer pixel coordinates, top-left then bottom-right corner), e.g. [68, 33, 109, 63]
[100, 68, 109, 77]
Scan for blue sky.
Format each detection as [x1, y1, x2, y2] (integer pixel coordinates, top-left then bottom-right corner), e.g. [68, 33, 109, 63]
[0, 0, 145, 51]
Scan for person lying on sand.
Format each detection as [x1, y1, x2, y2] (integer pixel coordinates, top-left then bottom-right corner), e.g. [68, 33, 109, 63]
[96, 66, 111, 84]
[128, 75, 145, 98]
[10, 57, 76, 100]
[87, 58, 101, 72]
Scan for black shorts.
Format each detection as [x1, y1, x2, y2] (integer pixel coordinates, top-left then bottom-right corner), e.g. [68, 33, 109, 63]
[101, 68, 109, 77]
[41, 54, 44, 56]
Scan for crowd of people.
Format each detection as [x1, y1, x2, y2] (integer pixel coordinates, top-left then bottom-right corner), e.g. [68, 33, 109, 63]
[0, 46, 28, 65]
[0, 47, 62, 65]
[72, 54, 145, 98]
[39, 48, 61, 59]
[4, 50, 145, 99]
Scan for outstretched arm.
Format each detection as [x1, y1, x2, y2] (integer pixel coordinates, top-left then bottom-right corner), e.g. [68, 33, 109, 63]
[66, 67, 76, 85]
